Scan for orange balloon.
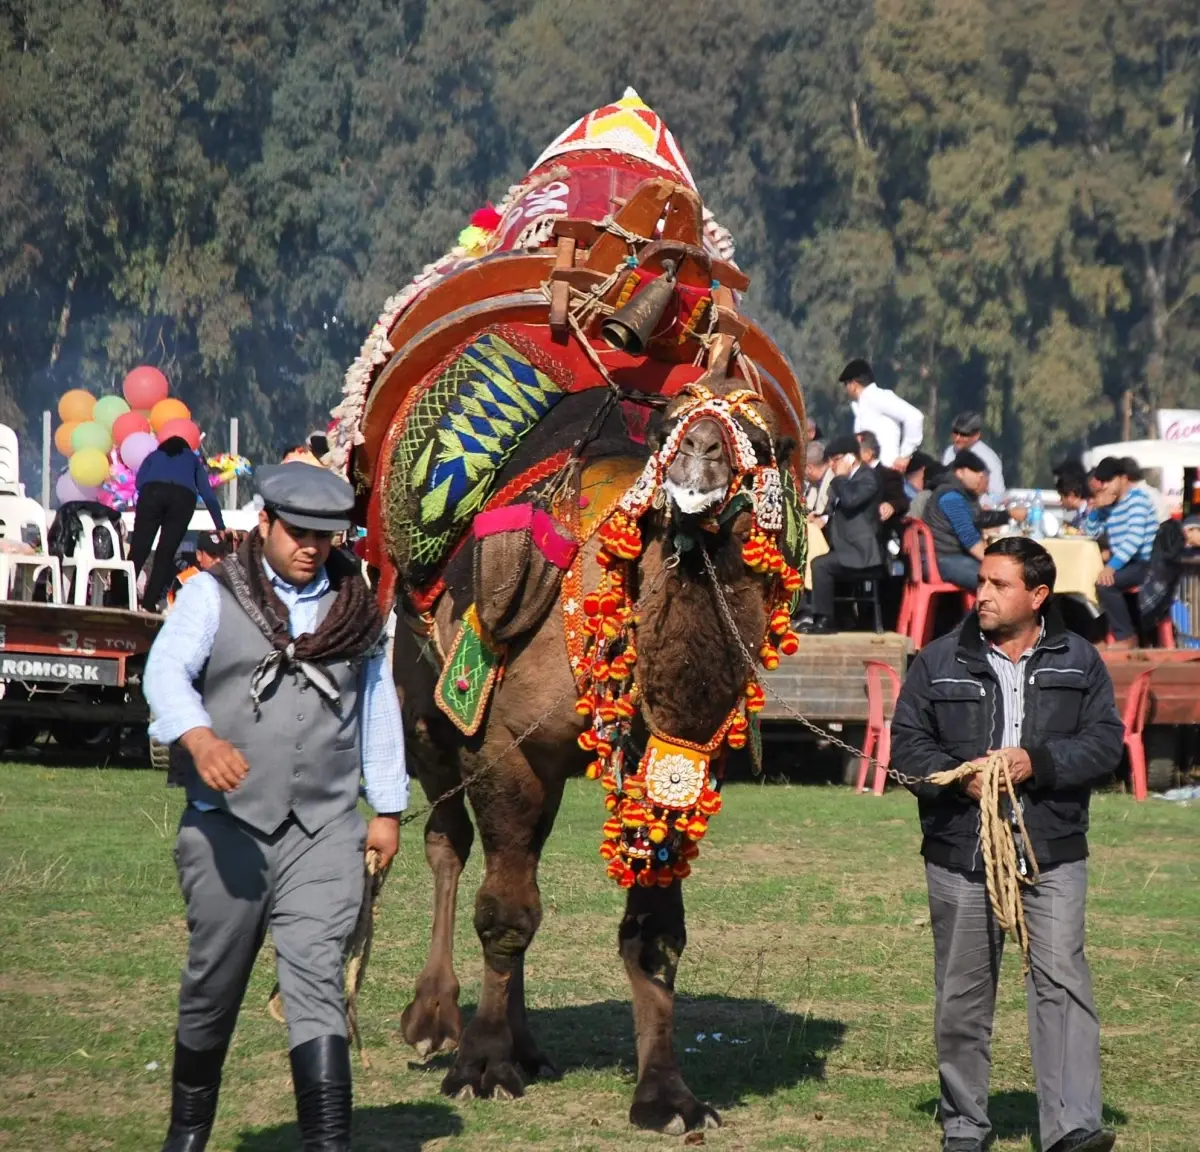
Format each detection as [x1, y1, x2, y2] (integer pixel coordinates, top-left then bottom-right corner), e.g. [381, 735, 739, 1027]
[55, 421, 80, 456]
[57, 389, 96, 424]
[149, 397, 190, 433]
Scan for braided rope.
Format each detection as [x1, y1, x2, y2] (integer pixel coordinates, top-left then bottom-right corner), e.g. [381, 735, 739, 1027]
[927, 753, 1041, 969]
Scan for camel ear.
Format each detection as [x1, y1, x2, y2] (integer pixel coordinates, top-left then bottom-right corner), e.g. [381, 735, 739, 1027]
[775, 436, 797, 469]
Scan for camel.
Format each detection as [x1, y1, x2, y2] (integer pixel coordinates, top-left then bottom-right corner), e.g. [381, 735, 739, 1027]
[330, 90, 807, 1132]
[393, 385, 796, 1132]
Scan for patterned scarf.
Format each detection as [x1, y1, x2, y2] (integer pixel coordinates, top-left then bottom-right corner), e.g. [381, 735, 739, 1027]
[212, 531, 384, 711]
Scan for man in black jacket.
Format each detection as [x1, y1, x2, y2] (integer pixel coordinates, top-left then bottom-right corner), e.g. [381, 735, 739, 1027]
[806, 434, 882, 633]
[891, 537, 1123, 1152]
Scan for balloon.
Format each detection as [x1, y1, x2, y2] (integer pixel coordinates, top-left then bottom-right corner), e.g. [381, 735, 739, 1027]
[70, 421, 113, 455]
[55, 472, 100, 505]
[119, 430, 159, 472]
[92, 394, 131, 431]
[111, 409, 151, 446]
[158, 417, 202, 451]
[57, 389, 96, 424]
[54, 421, 80, 456]
[122, 366, 170, 410]
[150, 397, 190, 433]
[69, 447, 111, 489]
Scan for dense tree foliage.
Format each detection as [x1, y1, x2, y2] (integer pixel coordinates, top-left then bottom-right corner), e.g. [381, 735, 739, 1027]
[2, 0, 1196, 483]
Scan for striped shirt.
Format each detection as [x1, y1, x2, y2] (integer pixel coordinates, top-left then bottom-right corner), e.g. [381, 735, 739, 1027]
[1083, 485, 1157, 569]
[985, 623, 1045, 746]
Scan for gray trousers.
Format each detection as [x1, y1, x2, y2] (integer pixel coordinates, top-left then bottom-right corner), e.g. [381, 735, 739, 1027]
[926, 860, 1103, 1150]
[174, 806, 366, 1052]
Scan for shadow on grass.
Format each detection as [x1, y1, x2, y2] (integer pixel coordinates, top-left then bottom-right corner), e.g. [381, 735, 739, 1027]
[915, 1090, 1129, 1147]
[416, 995, 846, 1110]
[233, 1100, 462, 1152]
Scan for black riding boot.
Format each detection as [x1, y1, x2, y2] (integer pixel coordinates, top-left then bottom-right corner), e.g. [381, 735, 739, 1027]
[160, 1036, 228, 1152]
[290, 1035, 352, 1151]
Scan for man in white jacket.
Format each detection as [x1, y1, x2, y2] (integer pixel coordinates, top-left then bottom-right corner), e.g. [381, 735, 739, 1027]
[840, 358, 924, 470]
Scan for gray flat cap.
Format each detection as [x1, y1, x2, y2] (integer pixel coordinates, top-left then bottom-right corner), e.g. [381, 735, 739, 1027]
[257, 462, 355, 532]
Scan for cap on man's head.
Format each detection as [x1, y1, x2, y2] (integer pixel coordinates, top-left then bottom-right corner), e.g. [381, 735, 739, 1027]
[838, 358, 874, 385]
[1182, 514, 1200, 531]
[825, 434, 861, 459]
[195, 531, 231, 558]
[951, 411, 983, 436]
[1092, 456, 1124, 483]
[952, 450, 988, 475]
[806, 442, 827, 466]
[257, 462, 355, 533]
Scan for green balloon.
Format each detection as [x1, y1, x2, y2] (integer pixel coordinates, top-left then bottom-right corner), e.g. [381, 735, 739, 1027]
[93, 394, 130, 431]
[71, 421, 113, 455]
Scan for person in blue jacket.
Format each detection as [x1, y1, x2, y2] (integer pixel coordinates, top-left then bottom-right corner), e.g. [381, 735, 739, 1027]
[129, 437, 225, 611]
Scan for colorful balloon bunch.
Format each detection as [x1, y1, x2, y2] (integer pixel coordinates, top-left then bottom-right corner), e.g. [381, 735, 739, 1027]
[53, 367, 205, 508]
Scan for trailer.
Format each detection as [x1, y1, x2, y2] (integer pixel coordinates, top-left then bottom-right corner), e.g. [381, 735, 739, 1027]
[0, 601, 164, 763]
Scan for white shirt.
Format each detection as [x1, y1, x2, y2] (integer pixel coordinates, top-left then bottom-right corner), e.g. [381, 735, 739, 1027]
[851, 383, 924, 467]
[941, 438, 1006, 497]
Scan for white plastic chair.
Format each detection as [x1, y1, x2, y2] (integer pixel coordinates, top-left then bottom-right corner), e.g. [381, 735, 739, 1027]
[61, 511, 137, 609]
[0, 425, 23, 496]
[0, 495, 61, 602]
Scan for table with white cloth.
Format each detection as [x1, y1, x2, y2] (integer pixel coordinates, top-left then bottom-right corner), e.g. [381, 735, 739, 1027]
[1039, 536, 1106, 606]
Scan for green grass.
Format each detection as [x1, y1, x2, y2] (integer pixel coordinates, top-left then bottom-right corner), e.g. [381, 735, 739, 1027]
[0, 763, 1197, 1151]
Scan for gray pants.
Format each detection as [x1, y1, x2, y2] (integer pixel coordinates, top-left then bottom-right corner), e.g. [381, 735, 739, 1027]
[926, 860, 1103, 1150]
[174, 806, 366, 1051]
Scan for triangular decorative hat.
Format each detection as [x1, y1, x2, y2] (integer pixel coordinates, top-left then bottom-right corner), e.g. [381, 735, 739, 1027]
[531, 87, 697, 189]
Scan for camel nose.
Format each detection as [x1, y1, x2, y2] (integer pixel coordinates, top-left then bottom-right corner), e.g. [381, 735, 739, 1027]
[680, 420, 725, 460]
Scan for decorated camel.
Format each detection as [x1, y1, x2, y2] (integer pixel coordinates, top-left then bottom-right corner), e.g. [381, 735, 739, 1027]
[330, 90, 807, 1133]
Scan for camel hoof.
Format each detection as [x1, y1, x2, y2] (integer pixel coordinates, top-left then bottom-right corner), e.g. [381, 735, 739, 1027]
[493, 1084, 516, 1102]
[454, 1084, 476, 1102]
[630, 1073, 721, 1134]
[414, 1038, 434, 1059]
[402, 992, 463, 1060]
[442, 1058, 526, 1102]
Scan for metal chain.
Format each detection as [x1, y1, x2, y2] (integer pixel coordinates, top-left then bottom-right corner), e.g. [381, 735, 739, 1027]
[699, 548, 927, 789]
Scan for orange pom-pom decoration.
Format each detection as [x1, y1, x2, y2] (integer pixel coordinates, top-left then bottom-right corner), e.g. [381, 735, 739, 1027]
[759, 644, 780, 671]
[770, 608, 791, 634]
[684, 816, 709, 840]
[672, 859, 692, 880]
[585, 760, 604, 780]
[604, 793, 618, 811]
[656, 868, 676, 887]
[648, 818, 669, 844]
[779, 631, 800, 656]
[591, 660, 609, 681]
[609, 654, 630, 679]
[680, 840, 701, 860]
[599, 840, 619, 860]
[575, 695, 595, 717]
[618, 867, 636, 889]
[623, 776, 646, 800]
[621, 803, 648, 828]
[614, 694, 637, 719]
[782, 566, 803, 593]
[578, 729, 600, 751]
[600, 773, 618, 793]
[726, 727, 747, 749]
[583, 592, 601, 617]
[636, 868, 657, 887]
[602, 818, 623, 840]
[596, 699, 618, 723]
[698, 789, 723, 816]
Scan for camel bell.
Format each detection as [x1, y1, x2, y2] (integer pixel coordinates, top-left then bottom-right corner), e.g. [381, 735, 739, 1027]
[601, 261, 678, 355]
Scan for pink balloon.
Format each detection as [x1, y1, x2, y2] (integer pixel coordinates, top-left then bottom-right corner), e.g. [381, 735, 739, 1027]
[55, 472, 100, 505]
[122, 365, 170, 410]
[158, 417, 202, 451]
[120, 430, 160, 472]
[111, 409, 152, 446]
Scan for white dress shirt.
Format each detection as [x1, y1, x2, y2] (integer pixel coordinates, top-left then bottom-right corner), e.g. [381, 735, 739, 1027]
[851, 383, 925, 467]
[941, 438, 1006, 497]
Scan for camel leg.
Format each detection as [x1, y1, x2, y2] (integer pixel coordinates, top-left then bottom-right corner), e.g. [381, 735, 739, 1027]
[621, 881, 720, 1134]
[441, 758, 562, 1101]
[400, 787, 473, 1058]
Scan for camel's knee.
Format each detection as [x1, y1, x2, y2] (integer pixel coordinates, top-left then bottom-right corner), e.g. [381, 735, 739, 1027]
[475, 887, 542, 971]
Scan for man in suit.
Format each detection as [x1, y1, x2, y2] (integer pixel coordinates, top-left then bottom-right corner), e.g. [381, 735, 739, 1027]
[805, 435, 883, 633]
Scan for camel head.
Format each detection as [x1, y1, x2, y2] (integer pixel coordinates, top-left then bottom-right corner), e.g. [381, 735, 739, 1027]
[651, 378, 794, 522]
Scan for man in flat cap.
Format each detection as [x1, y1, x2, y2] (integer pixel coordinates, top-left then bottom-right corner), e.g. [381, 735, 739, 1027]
[145, 462, 408, 1151]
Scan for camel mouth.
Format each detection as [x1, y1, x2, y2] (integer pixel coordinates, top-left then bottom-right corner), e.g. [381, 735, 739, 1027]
[663, 478, 726, 516]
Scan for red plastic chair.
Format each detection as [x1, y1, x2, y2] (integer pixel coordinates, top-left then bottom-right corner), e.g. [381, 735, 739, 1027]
[898, 520, 976, 649]
[1121, 667, 1155, 801]
[858, 659, 902, 795]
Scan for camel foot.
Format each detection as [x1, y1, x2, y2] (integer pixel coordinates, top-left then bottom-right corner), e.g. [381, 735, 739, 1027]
[630, 1070, 721, 1134]
[512, 1027, 560, 1082]
[401, 980, 463, 1060]
[441, 1020, 527, 1101]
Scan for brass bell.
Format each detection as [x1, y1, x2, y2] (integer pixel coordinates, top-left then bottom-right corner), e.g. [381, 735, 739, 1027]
[601, 260, 678, 354]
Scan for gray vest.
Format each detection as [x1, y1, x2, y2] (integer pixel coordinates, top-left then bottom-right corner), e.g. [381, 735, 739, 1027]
[177, 581, 364, 835]
[922, 477, 980, 560]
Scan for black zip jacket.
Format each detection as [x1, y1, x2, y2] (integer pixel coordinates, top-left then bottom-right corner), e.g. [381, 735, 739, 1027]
[890, 603, 1124, 872]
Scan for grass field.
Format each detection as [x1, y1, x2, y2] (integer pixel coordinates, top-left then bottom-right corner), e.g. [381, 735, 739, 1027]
[0, 763, 1197, 1151]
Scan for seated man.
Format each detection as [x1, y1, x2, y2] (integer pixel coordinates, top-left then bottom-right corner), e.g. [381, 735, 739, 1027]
[804, 441, 834, 517]
[1084, 456, 1158, 648]
[856, 430, 911, 523]
[806, 435, 882, 634]
[1054, 463, 1089, 531]
[921, 451, 992, 590]
[1120, 457, 1170, 523]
